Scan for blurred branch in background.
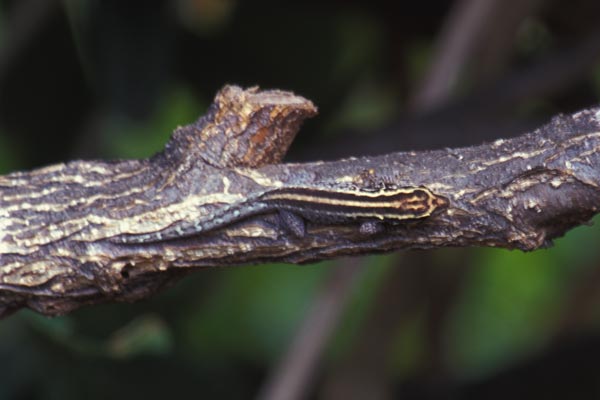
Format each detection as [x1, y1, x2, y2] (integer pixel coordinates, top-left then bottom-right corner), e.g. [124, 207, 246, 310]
[410, 0, 543, 111]
[257, 259, 365, 400]
[309, 11, 600, 164]
[311, 28, 600, 161]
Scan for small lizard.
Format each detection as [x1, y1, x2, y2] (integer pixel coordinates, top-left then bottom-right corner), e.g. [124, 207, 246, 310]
[111, 186, 448, 244]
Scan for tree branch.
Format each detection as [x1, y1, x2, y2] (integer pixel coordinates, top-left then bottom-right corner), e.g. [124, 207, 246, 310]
[2, 85, 600, 317]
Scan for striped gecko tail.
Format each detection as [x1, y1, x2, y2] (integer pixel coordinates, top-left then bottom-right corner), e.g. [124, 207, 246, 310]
[109, 201, 271, 244]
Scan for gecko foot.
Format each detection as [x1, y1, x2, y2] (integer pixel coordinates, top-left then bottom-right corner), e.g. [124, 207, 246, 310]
[359, 220, 385, 236]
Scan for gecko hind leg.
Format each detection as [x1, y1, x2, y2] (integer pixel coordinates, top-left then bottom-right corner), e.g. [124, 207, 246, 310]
[278, 209, 306, 237]
[359, 220, 385, 236]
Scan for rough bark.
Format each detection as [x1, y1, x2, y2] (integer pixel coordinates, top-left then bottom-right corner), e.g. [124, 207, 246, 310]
[1, 85, 600, 317]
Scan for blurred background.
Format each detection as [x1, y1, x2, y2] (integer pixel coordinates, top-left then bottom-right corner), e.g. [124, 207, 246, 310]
[2, 0, 600, 399]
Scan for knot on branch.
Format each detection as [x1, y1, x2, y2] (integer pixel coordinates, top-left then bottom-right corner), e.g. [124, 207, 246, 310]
[510, 171, 600, 247]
